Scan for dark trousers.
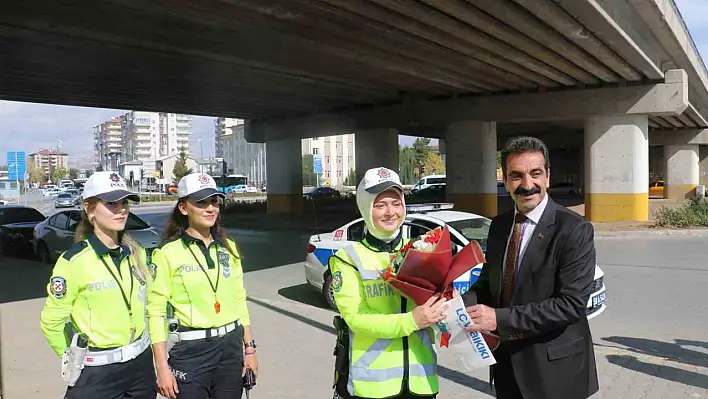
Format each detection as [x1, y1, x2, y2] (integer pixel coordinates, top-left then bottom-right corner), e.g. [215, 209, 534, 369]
[492, 347, 524, 399]
[64, 346, 156, 399]
[168, 326, 244, 399]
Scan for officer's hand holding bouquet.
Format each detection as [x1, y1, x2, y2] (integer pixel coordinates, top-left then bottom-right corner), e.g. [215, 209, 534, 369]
[412, 295, 448, 329]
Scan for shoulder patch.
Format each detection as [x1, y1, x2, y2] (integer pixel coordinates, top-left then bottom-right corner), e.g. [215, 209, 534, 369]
[49, 276, 67, 299]
[332, 271, 343, 293]
[61, 241, 88, 261]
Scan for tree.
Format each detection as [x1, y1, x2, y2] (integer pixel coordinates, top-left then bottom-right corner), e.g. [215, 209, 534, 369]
[52, 167, 68, 183]
[422, 152, 445, 176]
[27, 160, 45, 183]
[301, 154, 316, 186]
[69, 168, 80, 180]
[172, 150, 193, 184]
[344, 168, 357, 186]
[399, 145, 417, 184]
[412, 138, 432, 177]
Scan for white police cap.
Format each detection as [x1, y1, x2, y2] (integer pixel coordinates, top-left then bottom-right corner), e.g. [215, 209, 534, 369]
[82, 171, 140, 202]
[361, 167, 403, 194]
[177, 173, 226, 201]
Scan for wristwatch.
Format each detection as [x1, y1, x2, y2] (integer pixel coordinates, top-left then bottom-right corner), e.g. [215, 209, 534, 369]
[244, 340, 257, 349]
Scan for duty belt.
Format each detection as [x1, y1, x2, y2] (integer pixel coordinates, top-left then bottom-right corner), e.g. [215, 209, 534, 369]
[83, 331, 150, 367]
[177, 320, 241, 341]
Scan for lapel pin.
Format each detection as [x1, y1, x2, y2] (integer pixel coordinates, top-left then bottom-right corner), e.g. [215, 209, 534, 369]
[538, 232, 544, 240]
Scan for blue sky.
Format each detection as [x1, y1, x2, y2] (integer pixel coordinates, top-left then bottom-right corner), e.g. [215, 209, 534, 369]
[0, 0, 705, 165]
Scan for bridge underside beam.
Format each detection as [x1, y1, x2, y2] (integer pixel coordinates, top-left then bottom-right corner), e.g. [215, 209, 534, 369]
[246, 70, 688, 142]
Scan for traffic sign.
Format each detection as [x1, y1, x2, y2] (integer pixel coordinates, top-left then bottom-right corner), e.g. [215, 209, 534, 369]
[7, 151, 26, 181]
[313, 154, 323, 174]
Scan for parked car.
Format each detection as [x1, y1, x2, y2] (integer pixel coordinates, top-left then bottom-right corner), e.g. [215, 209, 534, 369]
[303, 203, 607, 320]
[0, 205, 47, 256]
[33, 210, 161, 263]
[304, 186, 341, 199]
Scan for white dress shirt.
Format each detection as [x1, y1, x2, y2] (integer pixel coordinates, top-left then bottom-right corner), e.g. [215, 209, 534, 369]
[503, 193, 549, 275]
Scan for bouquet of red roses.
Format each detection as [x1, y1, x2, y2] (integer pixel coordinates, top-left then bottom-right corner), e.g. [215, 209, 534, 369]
[379, 225, 499, 369]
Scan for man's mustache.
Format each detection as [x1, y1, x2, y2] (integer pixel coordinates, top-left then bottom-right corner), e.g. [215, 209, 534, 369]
[515, 186, 541, 196]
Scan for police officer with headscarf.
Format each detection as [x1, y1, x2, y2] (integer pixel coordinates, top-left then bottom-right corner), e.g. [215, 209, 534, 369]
[330, 167, 446, 399]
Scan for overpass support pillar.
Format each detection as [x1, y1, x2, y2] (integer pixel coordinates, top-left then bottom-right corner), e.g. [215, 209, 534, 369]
[664, 144, 699, 199]
[700, 146, 708, 187]
[355, 129, 399, 185]
[584, 115, 649, 222]
[266, 138, 303, 215]
[445, 121, 497, 217]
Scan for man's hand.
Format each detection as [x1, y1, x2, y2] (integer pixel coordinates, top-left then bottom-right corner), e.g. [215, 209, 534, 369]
[464, 304, 497, 332]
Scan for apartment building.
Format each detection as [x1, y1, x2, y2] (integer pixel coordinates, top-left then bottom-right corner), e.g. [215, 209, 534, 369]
[301, 134, 355, 186]
[221, 124, 267, 187]
[120, 112, 192, 163]
[214, 117, 243, 158]
[93, 117, 122, 171]
[28, 149, 69, 176]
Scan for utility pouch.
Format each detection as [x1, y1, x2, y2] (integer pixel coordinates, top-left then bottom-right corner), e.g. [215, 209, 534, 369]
[166, 303, 180, 353]
[61, 333, 88, 386]
[332, 316, 350, 389]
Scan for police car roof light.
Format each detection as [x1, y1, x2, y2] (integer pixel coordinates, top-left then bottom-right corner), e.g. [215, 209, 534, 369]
[405, 203, 454, 213]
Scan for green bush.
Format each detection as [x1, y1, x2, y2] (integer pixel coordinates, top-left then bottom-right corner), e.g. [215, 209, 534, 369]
[654, 198, 708, 228]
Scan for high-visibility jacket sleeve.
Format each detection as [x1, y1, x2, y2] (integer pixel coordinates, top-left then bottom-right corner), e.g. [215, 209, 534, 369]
[146, 248, 173, 344]
[330, 255, 419, 339]
[228, 241, 251, 327]
[39, 257, 78, 357]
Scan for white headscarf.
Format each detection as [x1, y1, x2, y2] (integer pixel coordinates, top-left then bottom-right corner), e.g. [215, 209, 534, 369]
[356, 178, 406, 242]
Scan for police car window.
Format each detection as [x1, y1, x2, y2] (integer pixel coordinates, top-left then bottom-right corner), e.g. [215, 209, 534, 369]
[427, 177, 445, 184]
[67, 211, 81, 232]
[447, 218, 491, 252]
[407, 219, 439, 239]
[53, 212, 70, 230]
[347, 221, 365, 241]
[125, 213, 150, 230]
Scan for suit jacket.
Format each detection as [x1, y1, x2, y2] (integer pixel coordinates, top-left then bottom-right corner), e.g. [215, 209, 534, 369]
[462, 198, 599, 399]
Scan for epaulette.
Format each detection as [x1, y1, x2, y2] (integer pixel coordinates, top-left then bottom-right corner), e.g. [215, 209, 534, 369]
[328, 253, 358, 271]
[157, 236, 181, 249]
[62, 241, 88, 261]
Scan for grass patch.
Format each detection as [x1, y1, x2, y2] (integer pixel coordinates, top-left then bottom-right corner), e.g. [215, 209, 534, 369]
[654, 198, 708, 228]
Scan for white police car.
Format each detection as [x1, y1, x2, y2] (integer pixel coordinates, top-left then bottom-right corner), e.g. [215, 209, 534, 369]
[304, 203, 607, 319]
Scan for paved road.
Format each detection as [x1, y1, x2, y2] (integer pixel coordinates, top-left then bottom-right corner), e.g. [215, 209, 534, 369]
[1, 217, 706, 398]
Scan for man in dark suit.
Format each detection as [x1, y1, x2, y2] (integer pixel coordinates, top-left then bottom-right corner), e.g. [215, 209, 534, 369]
[462, 136, 599, 399]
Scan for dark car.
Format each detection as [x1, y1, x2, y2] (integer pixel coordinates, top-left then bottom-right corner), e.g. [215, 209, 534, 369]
[0, 205, 47, 256]
[406, 184, 446, 203]
[303, 186, 341, 199]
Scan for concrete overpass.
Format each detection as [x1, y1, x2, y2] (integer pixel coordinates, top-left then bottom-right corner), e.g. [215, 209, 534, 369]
[2, 0, 708, 221]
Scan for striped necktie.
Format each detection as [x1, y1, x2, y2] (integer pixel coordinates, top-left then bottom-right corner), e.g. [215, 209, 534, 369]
[501, 212, 527, 307]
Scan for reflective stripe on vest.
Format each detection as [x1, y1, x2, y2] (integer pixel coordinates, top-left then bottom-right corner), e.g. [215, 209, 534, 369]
[341, 244, 437, 395]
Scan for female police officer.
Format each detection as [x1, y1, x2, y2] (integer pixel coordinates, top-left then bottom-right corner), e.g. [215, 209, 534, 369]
[330, 167, 447, 399]
[147, 172, 257, 399]
[40, 171, 156, 398]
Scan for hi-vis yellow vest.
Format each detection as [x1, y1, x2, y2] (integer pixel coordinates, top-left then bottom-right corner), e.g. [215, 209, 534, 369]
[330, 240, 438, 398]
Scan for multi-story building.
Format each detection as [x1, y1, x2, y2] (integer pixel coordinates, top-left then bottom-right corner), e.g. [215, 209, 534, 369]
[301, 134, 356, 186]
[28, 149, 69, 176]
[120, 112, 192, 163]
[214, 117, 243, 158]
[221, 124, 267, 187]
[93, 117, 123, 171]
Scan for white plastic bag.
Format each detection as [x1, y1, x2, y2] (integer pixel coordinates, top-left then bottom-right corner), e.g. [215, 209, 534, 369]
[434, 296, 497, 371]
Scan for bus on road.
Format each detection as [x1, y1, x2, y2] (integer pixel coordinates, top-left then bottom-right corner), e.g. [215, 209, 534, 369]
[214, 174, 248, 194]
